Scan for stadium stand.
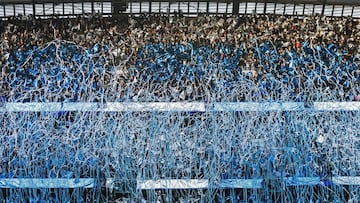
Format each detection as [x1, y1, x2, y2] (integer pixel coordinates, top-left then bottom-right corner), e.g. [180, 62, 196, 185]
[1, 0, 360, 202]
[1, 14, 359, 102]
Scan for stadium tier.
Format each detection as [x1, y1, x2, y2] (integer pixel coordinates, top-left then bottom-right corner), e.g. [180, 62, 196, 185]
[1, 0, 360, 202]
[1, 15, 359, 102]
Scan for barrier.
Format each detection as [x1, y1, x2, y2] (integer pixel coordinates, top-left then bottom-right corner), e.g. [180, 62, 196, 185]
[1, 102, 360, 112]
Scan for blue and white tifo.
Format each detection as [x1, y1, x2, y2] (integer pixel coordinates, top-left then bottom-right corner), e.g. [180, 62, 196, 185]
[2, 14, 360, 203]
[2, 56, 360, 201]
[1, 101, 360, 202]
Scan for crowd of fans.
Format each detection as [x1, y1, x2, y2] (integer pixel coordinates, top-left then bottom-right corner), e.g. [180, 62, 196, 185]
[1, 13, 360, 202]
[1, 14, 360, 102]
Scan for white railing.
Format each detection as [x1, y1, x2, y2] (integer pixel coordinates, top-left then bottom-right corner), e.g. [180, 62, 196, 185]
[1, 102, 360, 112]
[1, 176, 360, 189]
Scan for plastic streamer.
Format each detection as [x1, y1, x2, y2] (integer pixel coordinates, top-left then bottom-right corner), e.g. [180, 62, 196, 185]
[1, 111, 360, 202]
[1, 16, 360, 202]
[1, 30, 359, 103]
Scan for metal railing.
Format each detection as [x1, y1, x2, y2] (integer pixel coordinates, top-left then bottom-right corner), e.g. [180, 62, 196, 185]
[1, 1, 360, 19]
